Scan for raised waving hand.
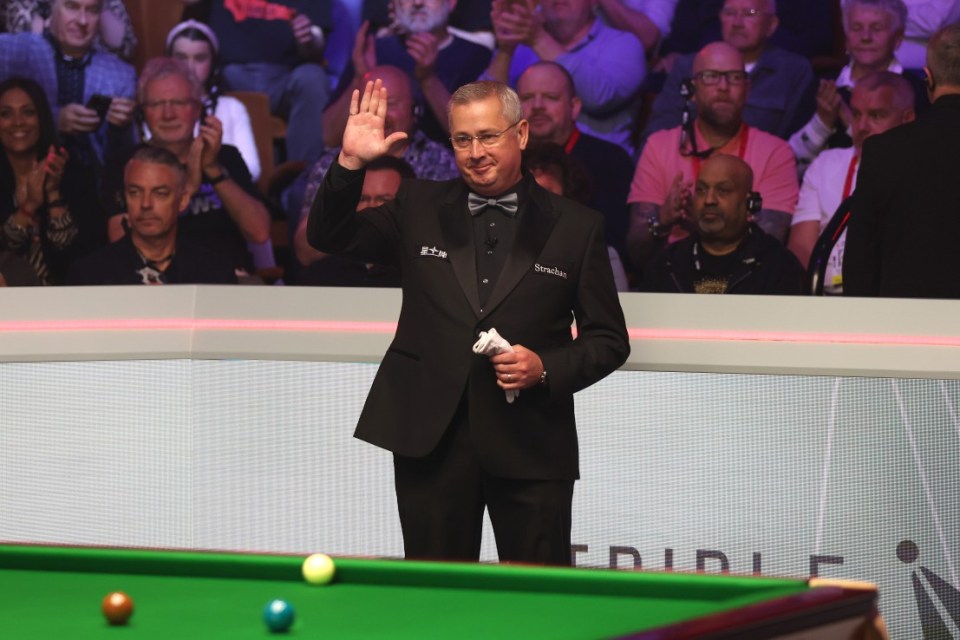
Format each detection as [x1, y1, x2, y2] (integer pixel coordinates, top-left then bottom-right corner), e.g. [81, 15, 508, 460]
[338, 79, 409, 170]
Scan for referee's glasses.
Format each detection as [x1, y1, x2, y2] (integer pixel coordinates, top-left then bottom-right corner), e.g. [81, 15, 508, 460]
[450, 121, 522, 150]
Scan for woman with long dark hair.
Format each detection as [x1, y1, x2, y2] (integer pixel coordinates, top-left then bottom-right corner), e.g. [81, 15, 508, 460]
[0, 76, 83, 284]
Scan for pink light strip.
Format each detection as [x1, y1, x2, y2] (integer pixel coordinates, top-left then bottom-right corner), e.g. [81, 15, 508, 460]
[629, 328, 960, 348]
[0, 319, 398, 333]
[0, 319, 958, 348]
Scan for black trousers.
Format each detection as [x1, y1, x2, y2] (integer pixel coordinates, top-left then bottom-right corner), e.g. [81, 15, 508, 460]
[393, 399, 574, 566]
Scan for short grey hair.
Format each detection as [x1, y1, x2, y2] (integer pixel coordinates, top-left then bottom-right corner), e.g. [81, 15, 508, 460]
[854, 70, 915, 110]
[126, 144, 188, 191]
[137, 57, 204, 105]
[448, 81, 523, 129]
[842, 0, 908, 33]
[927, 21, 960, 87]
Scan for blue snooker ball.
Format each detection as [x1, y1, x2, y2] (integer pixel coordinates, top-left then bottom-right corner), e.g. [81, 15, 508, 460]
[263, 599, 295, 633]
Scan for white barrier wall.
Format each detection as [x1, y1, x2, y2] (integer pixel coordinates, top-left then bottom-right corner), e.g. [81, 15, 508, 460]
[2, 287, 959, 639]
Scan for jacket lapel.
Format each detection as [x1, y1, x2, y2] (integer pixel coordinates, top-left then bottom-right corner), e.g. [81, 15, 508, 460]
[439, 183, 482, 316]
[480, 178, 559, 318]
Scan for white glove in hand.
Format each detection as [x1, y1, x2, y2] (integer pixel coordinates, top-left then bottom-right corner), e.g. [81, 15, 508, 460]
[472, 328, 518, 403]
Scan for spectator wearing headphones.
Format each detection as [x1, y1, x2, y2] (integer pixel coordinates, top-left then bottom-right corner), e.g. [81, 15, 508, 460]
[166, 19, 260, 182]
[626, 42, 798, 275]
[642, 154, 803, 294]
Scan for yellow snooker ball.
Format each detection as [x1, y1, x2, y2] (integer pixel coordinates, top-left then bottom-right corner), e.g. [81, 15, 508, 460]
[302, 553, 335, 585]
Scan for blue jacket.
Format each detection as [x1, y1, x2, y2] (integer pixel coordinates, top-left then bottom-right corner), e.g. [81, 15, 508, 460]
[0, 33, 136, 165]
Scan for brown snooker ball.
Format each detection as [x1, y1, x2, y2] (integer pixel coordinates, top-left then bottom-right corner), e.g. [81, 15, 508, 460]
[102, 591, 134, 626]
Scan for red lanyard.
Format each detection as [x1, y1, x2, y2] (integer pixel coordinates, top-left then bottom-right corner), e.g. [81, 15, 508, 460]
[564, 128, 581, 155]
[693, 124, 749, 176]
[842, 153, 859, 200]
[827, 154, 860, 244]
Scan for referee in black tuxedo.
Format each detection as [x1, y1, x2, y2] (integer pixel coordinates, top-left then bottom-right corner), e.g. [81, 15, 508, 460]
[308, 79, 629, 565]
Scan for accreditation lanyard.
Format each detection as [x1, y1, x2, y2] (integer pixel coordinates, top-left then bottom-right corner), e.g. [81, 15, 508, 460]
[829, 153, 860, 246]
[692, 124, 750, 177]
[843, 153, 859, 200]
[564, 128, 581, 155]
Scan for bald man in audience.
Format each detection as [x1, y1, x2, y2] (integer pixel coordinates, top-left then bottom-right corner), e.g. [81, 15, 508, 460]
[642, 154, 803, 294]
[642, 0, 815, 143]
[626, 41, 798, 274]
[290, 65, 460, 236]
[323, 0, 492, 145]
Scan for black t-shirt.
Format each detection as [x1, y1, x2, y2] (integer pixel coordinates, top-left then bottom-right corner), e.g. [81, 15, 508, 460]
[178, 146, 260, 272]
[103, 144, 261, 272]
[688, 246, 742, 294]
[642, 225, 804, 295]
[67, 234, 238, 285]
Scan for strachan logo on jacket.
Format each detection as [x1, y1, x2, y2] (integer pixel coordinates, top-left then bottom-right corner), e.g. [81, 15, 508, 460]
[534, 263, 568, 280]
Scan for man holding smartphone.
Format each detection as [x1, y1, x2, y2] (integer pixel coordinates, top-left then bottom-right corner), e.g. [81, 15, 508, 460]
[0, 0, 136, 168]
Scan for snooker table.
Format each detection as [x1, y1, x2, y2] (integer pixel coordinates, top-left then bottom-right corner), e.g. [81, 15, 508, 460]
[0, 545, 884, 639]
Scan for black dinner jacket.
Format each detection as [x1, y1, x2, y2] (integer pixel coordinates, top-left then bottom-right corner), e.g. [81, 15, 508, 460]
[307, 165, 630, 480]
[844, 95, 960, 298]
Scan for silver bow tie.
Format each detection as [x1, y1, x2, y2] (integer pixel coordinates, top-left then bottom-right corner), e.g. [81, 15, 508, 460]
[467, 192, 519, 216]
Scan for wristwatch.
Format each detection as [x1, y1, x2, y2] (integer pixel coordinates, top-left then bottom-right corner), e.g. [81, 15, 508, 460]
[646, 214, 673, 239]
[206, 166, 229, 186]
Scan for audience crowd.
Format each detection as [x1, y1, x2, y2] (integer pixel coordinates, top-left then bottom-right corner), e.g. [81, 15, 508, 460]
[1, 0, 958, 297]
